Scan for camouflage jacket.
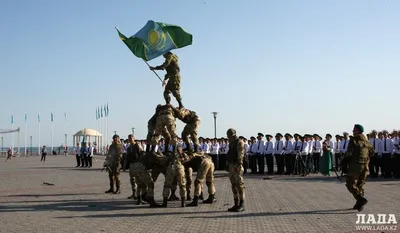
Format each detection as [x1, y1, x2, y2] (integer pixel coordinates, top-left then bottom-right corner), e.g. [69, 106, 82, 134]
[227, 137, 245, 166]
[156, 54, 180, 75]
[344, 134, 374, 164]
[157, 104, 175, 117]
[105, 142, 123, 166]
[172, 108, 199, 124]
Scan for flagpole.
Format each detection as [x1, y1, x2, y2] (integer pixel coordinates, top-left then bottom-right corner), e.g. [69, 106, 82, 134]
[11, 113, 14, 154]
[65, 112, 67, 152]
[51, 113, 54, 153]
[25, 113, 27, 156]
[38, 113, 41, 155]
[144, 61, 163, 82]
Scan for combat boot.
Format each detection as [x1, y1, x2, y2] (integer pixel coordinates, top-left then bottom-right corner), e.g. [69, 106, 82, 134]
[114, 185, 121, 194]
[127, 194, 138, 200]
[141, 193, 149, 202]
[136, 195, 146, 205]
[148, 197, 162, 208]
[236, 199, 245, 212]
[199, 192, 204, 200]
[186, 196, 198, 207]
[355, 196, 368, 212]
[186, 191, 192, 201]
[105, 184, 114, 193]
[162, 197, 168, 207]
[203, 194, 216, 204]
[168, 192, 180, 201]
[228, 198, 239, 212]
[181, 199, 185, 207]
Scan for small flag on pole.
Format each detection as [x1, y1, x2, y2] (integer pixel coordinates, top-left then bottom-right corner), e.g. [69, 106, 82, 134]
[106, 103, 109, 117]
[11, 114, 14, 124]
[51, 113, 54, 122]
[101, 106, 103, 118]
[104, 104, 107, 117]
[25, 113, 27, 123]
[96, 108, 98, 120]
[38, 113, 40, 123]
[64, 112, 67, 121]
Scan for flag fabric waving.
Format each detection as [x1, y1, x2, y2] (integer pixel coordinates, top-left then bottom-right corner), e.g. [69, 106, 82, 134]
[38, 113, 40, 123]
[51, 113, 54, 122]
[101, 106, 103, 118]
[11, 114, 14, 124]
[25, 113, 27, 123]
[116, 20, 193, 61]
[106, 103, 109, 117]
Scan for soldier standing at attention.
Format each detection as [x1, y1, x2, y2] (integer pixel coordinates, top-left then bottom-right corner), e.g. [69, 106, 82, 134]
[126, 134, 142, 200]
[105, 135, 123, 194]
[226, 128, 245, 212]
[342, 124, 374, 212]
[149, 52, 184, 109]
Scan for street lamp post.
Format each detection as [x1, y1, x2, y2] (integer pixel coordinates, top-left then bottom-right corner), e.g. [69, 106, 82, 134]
[131, 128, 135, 136]
[211, 112, 218, 138]
[114, 131, 117, 136]
[30, 136, 32, 156]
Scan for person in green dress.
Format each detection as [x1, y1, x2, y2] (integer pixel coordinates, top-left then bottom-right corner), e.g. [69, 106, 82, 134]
[321, 135, 333, 176]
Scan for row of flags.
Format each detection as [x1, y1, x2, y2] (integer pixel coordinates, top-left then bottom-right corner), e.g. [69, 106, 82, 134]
[96, 103, 109, 120]
[10, 112, 67, 124]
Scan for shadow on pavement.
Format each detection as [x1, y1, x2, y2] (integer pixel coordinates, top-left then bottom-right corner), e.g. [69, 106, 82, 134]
[4, 193, 101, 198]
[182, 208, 355, 219]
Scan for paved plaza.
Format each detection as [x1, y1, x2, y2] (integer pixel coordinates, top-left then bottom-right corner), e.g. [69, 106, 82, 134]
[0, 155, 399, 233]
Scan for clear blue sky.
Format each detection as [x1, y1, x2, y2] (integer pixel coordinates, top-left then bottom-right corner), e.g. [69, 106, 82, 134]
[1, 0, 399, 147]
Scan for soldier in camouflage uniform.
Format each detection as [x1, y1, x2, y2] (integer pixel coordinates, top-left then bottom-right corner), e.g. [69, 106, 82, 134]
[149, 52, 184, 109]
[126, 134, 145, 200]
[186, 153, 216, 206]
[226, 128, 245, 212]
[162, 146, 187, 207]
[151, 159, 180, 201]
[147, 105, 172, 153]
[342, 124, 374, 212]
[151, 104, 178, 153]
[104, 135, 123, 194]
[172, 107, 201, 152]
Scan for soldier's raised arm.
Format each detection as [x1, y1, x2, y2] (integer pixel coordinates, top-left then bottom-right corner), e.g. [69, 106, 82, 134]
[154, 55, 172, 71]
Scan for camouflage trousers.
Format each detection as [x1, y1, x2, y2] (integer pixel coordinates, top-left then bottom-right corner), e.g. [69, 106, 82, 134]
[163, 160, 186, 200]
[130, 162, 155, 198]
[164, 73, 182, 103]
[151, 166, 176, 194]
[182, 119, 200, 149]
[346, 163, 368, 198]
[108, 164, 121, 187]
[129, 163, 148, 196]
[147, 124, 171, 144]
[193, 157, 215, 196]
[228, 164, 245, 200]
[152, 114, 177, 146]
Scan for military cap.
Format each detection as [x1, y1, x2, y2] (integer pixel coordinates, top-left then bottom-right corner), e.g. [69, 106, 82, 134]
[257, 133, 264, 137]
[265, 134, 273, 138]
[335, 134, 341, 138]
[371, 130, 377, 134]
[243, 137, 247, 140]
[226, 128, 236, 136]
[284, 133, 292, 138]
[293, 133, 300, 137]
[112, 134, 120, 139]
[326, 134, 332, 138]
[250, 136, 256, 140]
[354, 124, 364, 133]
[275, 133, 283, 137]
[382, 130, 388, 133]
[199, 137, 204, 139]
[313, 133, 319, 138]
[343, 132, 349, 136]
[238, 136, 244, 139]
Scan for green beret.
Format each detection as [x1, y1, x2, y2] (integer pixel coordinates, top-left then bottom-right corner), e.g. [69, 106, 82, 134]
[354, 124, 364, 133]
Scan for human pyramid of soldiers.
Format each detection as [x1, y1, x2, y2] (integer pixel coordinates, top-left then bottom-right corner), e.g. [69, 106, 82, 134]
[104, 52, 245, 212]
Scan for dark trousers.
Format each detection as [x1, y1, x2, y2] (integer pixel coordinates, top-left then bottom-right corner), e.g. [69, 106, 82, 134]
[382, 154, 392, 177]
[80, 153, 86, 167]
[306, 154, 314, 172]
[257, 153, 265, 173]
[265, 154, 274, 174]
[122, 153, 127, 170]
[76, 154, 80, 166]
[219, 154, 227, 170]
[394, 154, 400, 178]
[88, 154, 92, 167]
[40, 153, 47, 161]
[249, 155, 257, 173]
[369, 154, 378, 177]
[335, 153, 342, 170]
[243, 154, 248, 173]
[285, 154, 294, 174]
[313, 153, 321, 173]
[210, 154, 219, 171]
[276, 155, 285, 174]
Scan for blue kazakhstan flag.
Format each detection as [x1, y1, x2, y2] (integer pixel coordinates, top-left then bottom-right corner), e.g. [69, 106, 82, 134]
[116, 20, 193, 61]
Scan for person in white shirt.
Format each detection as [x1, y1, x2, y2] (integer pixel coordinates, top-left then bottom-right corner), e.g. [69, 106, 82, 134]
[312, 134, 323, 173]
[274, 133, 285, 174]
[210, 139, 220, 170]
[248, 136, 257, 173]
[334, 135, 342, 169]
[381, 130, 394, 178]
[254, 133, 265, 174]
[294, 135, 309, 176]
[283, 133, 293, 175]
[219, 138, 229, 171]
[392, 131, 400, 178]
[368, 130, 379, 178]
[264, 134, 274, 174]
[75, 142, 81, 167]
[87, 142, 94, 168]
[306, 135, 314, 172]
